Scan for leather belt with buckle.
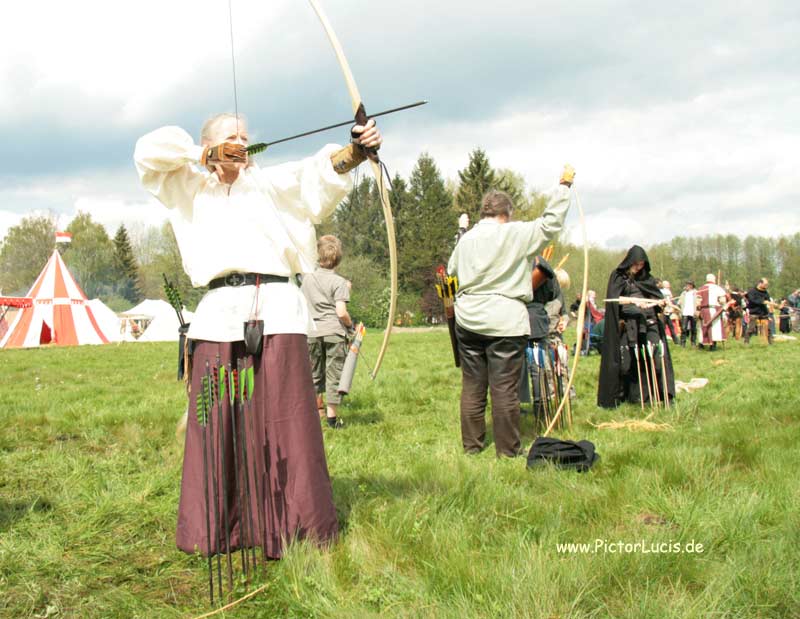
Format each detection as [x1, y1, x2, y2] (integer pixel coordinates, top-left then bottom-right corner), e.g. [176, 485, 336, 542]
[208, 272, 289, 289]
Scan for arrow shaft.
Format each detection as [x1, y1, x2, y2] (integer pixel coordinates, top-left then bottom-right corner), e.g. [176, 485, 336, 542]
[246, 100, 427, 153]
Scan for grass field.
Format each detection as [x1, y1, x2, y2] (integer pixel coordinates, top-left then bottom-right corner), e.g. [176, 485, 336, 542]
[1, 330, 799, 618]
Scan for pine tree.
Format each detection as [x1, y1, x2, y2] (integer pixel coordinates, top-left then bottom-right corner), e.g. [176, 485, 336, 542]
[333, 177, 387, 269]
[454, 150, 529, 224]
[454, 148, 498, 223]
[388, 173, 409, 229]
[112, 224, 142, 303]
[494, 168, 529, 215]
[398, 153, 453, 294]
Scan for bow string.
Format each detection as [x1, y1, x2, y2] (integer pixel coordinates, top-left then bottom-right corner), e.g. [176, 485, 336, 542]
[307, 0, 398, 380]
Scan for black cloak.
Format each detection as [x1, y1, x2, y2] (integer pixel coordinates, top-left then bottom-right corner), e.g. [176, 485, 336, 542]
[597, 245, 675, 408]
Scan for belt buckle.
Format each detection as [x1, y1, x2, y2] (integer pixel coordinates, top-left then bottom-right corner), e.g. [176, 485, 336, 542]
[224, 272, 246, 287]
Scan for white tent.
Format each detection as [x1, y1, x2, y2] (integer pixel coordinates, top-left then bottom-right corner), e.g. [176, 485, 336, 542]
[138, 305, 193, 342]
[87, 299, 122, 343]
[119, 299, 170, 341]
[120, 299, 193, 342]
[121, 299, 174, 319]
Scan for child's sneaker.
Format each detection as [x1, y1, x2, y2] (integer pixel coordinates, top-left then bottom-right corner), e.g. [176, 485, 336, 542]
[326, 416, 344, 429]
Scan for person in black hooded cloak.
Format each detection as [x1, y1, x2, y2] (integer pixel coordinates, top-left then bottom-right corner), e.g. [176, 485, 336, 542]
[597, 245, 675, 408]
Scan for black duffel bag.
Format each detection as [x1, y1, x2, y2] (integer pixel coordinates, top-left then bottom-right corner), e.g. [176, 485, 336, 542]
[527, 437, 599, 472]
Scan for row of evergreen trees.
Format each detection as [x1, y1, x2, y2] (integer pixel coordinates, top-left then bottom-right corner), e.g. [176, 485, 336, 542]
[323, 151, 800, 323]
[319, 150, 551, 323]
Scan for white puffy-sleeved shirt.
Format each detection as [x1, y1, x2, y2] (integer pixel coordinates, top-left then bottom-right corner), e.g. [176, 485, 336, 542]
[134, 126, 353, 342]
[447, 184, 571, 337]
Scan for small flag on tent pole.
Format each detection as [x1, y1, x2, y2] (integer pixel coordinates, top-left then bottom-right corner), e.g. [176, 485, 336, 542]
[55, 232, 72, 244]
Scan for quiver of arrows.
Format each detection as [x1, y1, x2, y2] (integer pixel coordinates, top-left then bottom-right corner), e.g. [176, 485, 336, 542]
[338, 323, 366, 395]
[435, 266, 460, 367]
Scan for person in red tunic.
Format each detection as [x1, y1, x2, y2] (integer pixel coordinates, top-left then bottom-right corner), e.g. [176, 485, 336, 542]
[697, 274, 727, 351]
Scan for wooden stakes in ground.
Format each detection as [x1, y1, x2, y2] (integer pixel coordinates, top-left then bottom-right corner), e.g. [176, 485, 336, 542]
[660, 340, 670, 408]
[633, 345, 645, 412]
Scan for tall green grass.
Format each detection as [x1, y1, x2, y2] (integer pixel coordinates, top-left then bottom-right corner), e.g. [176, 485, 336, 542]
[1, 332, 798, 618]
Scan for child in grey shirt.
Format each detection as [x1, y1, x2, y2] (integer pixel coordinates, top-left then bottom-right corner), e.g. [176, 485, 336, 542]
[301, 235, 353, 428]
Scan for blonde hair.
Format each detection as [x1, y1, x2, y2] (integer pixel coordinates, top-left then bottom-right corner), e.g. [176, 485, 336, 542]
[317, 235, 343, 269]
[200, 113, 247, 145]
[555, 268, 571, 290]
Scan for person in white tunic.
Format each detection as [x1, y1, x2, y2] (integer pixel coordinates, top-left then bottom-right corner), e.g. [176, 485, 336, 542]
[697, 273, 727, 350]
[678, 281, 698, 347]
[447, 166, 575, 457]
[134, 113, 381, 558]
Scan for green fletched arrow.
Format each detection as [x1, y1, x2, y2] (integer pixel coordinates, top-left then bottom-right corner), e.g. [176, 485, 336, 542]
[246, 142, 268, 156]
[228, 368, 236, 407]
[246, 366, 255, 401]
[206, 368, 215, 406]
[162, 273, 186, 328]
[196, 375, 211, 425]
[218, 366, 227, 402]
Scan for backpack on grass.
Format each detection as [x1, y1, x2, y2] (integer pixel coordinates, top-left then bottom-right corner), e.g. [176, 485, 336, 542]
[526, 437, 599, 472]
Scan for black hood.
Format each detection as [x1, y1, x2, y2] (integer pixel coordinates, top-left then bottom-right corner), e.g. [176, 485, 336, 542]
[615, 245, 651, 279]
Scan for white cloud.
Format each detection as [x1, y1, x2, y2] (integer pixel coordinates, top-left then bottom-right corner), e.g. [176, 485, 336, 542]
[71, 196, 169, 237]
[0, 1, 292, 125]
[0, 168, 168, 241]
[0, 210, 25, 241]
[384, 84, 800, 248]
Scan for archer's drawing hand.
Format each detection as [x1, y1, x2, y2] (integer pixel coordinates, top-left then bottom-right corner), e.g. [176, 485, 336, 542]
[560, 164, 576, 187]
[201, 142, 247, 166]
[351, 118, 382, 150]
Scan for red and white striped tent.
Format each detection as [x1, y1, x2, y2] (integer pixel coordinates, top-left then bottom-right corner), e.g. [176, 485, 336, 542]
[0, 250, 111, 348]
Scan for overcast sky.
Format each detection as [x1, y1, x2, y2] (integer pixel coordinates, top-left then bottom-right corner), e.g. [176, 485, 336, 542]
[1, 0, 798, 249]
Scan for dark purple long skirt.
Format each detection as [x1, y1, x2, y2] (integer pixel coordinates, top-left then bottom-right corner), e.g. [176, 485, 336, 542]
[176, 334, 339, 558]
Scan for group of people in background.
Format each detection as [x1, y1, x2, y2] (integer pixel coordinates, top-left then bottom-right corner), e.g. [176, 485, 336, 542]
[300, 231, 799, 442]
[665, 277, 798, 349]
[589, 270, 798, 356]
[587, 244, 798, 409]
